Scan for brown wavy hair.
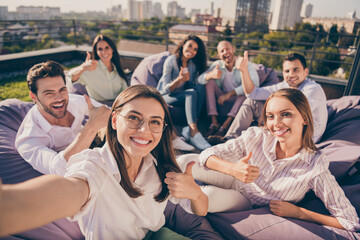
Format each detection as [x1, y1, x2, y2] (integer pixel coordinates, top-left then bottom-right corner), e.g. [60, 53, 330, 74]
[106, 85, 181, 202]
[260, 88, 317, 152]
[91, 34, 127, 81]
[174, 34, 207, 74]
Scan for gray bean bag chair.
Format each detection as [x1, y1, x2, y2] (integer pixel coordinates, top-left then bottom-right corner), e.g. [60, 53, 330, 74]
[206, 95, 360, 240]
[0, 99, 84, 240]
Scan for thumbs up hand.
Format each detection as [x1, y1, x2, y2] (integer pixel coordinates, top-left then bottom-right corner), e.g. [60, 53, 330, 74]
[165, 162, 202, 200]
[82, 52, 98, 71]
[178, 67, 190, 83]
[207, 64, 222, 80]
[229, 151, 260, 183]
[84, 94, 110, 131]
[236, 51, 249, 72]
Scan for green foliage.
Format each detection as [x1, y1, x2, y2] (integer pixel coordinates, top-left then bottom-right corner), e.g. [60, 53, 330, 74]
[252, 52, 286, 71]
[0, 75, 31, 102]
[311, 46, 341, 76]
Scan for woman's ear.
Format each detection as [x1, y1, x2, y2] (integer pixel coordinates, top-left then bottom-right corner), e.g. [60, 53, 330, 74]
[111, 111, 117, 130]
[303, 120, 308, 125]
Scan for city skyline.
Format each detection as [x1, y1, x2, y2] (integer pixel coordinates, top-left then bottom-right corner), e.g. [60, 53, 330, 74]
[1, 0, 360, 19]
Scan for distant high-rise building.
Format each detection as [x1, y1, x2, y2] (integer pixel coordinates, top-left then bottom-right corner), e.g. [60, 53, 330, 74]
[0, 6, 8, 20]
[300, 2, 313, 18]
[270, 0, 303, 30]
[139, 0, 152, 20]
[221, 0, 271, 33]
[211, 2, 214, 16]
[189, 9, 201, 18]
[167, 1, 177, 17]
[167, 1, 185, 19]
[128, 0, 138, 20]
[109, 5, 123, 19]
[153, 2, 164, 19]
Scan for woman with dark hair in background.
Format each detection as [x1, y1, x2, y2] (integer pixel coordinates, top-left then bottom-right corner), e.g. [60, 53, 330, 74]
[157, 34, 210, 150]
[70, 34, 128, 104]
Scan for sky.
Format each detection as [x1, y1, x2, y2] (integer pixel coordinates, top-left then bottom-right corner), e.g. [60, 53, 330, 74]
[1, 0, 360, 18]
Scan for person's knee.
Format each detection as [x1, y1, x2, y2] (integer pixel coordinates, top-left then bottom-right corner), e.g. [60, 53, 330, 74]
[202, 186, 252, 213]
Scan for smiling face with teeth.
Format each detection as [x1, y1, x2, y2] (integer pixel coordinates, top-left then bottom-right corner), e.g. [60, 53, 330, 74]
[111, 97, 164, 164]
[96, 40, 114, 65]
[217, 41, 236, 69]
[181, 39, 198, 61]
[265, 96, 306, 150]
[282, 59, 308, 88]
[30, 76, 70, 125]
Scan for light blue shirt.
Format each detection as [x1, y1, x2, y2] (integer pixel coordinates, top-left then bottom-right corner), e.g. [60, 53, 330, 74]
[156, 55, 199, 95]
[198, 60, 260, 96]
[248, 78, 328, 143]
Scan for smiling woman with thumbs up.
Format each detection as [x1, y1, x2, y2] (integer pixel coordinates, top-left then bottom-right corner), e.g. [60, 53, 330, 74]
[70, 35, 128, 104]
[156, 35, 210, 151]
[177, 88, 360, 231]
[0, 85, 210, 239]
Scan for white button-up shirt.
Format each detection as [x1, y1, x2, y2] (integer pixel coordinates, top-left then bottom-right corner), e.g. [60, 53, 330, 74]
[199, 127, 360, 231]
[15, 94, 101, 176]
[65, 143, 191, 240]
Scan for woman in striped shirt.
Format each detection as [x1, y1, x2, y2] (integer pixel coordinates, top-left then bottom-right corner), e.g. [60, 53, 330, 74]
[178, 88, 359, 231]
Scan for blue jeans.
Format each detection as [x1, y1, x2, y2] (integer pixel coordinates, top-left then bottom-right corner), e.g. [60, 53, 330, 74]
[162, 85, 205, 126]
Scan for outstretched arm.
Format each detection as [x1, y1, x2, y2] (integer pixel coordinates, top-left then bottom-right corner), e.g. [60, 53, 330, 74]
[0, 175, 89, 237]
[205, 152, 260, 183]
[270, 201, 344, 229]
[165, 162, 208, 216]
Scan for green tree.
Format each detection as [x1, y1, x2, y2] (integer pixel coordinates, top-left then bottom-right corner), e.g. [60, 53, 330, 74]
[327, 24, 339, 45]
[311, 46, 341, 76]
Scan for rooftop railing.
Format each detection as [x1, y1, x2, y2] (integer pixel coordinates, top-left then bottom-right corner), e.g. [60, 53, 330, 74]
[1, 19, 359, 95]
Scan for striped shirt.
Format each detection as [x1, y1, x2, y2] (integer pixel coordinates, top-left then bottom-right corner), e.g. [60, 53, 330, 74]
[199, 127, 360, 231]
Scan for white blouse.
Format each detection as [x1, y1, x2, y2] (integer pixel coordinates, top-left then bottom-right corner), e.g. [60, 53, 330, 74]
[65, 143, 190, 240]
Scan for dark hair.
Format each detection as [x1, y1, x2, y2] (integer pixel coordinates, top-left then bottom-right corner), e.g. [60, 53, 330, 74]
[27, 61, 66, 94]
[106, 85, 181, 202]
[260, 88, 316, 152]
[174, 34, 207, 74]
[92, 35, 127, 81]
[283, 53, 307, 69]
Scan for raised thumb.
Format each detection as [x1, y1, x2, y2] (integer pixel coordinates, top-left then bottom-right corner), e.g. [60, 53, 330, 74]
[184, 161, 195, 176]
[86, 51, 91, 60]
[84, 94, 94, 110]
[244, 51, 248, 60]
[240, 151, 252, 164]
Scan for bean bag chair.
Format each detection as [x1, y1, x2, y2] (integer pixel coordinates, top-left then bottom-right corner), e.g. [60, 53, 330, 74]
[0, 99, 84, 240]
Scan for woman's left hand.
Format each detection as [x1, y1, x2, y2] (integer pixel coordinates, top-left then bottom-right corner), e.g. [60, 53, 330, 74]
[165, 162, 202, 201]
[269, 200, 300, 218]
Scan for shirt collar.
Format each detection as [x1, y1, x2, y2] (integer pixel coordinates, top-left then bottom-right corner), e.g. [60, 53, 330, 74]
[33, 106, 52, 133]
[98, 60, 116, 73]
[269, 135, 313, 164]
[103, 143, 158, 177]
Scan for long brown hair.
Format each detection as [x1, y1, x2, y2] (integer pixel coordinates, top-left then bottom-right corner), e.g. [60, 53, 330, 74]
[174, 34, 207, 74]
[260, 88, 317, 152]
[92, 34, 127, 81]
[106, 85, 181, 202]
